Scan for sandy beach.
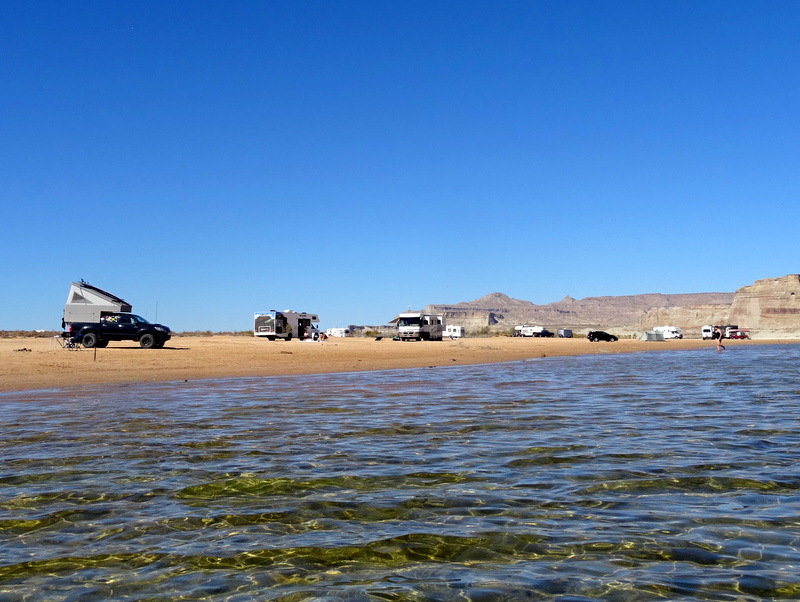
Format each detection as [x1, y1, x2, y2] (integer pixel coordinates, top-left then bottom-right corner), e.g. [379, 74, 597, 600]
[1, 334, 795, 394]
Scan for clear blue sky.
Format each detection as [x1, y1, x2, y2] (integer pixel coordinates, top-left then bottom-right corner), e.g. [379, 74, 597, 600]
[3, 1, 798, 331]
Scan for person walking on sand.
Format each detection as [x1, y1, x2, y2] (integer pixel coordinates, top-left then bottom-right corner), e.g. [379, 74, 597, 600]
[713, 326, 726, 350]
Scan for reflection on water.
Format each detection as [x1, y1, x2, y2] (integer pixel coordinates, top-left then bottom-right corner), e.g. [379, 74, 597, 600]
[2, 345, 800, 600]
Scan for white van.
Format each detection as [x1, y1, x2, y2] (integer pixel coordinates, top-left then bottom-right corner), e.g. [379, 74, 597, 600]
[701, 325, 714, 340]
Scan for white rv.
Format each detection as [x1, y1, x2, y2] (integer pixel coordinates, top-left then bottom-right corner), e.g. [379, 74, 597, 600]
[653, 326, 683, 339]
[397, 312, 444, 341]
[326, 328, 350, 337]
[514, 325, 552, 337]
[254, 310, 319, 341]
[444, 325, 464, 338]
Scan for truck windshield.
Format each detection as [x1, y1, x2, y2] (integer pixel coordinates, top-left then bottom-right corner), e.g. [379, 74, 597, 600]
[130, 315, 150, 324]
[398, 317, 422, 327]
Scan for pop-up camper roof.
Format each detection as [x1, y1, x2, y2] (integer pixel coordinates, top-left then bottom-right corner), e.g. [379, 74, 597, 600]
[63, 280, 132, 323]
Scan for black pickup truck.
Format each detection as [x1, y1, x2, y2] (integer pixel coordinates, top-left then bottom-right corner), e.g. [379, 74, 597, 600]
[65, 312, 171, 349]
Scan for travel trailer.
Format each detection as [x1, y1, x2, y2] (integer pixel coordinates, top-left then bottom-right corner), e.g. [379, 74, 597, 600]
[443, 325, 464, 338]
[653, 326, 683, 339]
[254, 310, 319, 341]
[514, 325, 554, 337]
[701, 324, 740, 340]
[326, 328, 350, 337]
[724, 324, 740, 337]
[396, 312, 444, 341]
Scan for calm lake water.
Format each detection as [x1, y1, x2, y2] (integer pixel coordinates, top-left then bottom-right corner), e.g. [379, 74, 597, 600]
[2, 345, 800, 600]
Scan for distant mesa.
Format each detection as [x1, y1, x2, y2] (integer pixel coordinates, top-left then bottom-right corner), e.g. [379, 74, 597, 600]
[418, 274, 800, 338]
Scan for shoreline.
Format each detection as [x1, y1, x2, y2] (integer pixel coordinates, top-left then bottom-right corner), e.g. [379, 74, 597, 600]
[2, 335, 797, 394]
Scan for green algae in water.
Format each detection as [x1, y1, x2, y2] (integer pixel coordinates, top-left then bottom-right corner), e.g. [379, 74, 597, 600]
[3, 346, 800, 598]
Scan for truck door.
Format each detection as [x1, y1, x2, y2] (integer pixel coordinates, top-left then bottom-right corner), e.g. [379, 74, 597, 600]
[115, 315, 139, 338]
[297, 318, 310, 340]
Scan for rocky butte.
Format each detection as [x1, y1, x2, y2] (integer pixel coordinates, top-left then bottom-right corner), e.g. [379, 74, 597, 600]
[423, 274, 800, 338]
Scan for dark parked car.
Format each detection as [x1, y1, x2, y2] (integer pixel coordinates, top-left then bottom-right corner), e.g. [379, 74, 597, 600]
[587, 330, 618, 342]
[66, 312, 171, 349]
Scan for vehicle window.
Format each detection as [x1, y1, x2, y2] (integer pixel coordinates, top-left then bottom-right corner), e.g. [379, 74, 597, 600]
[398, 317, 422, 326]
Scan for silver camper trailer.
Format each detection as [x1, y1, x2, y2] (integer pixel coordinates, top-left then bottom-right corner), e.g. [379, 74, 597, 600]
[254, 310, 320, 341]
[63, 280, 132, 326]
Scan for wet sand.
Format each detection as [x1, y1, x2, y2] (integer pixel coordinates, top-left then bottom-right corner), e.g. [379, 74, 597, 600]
[1, 334, 795, 393]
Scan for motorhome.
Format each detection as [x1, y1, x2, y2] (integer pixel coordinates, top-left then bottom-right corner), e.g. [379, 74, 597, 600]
[443, 324, 464, 338]
[254, 310, 319, 341]
[653, 326, 683, 339]
[396, 312, 444, 341]
[701, 325, 715, 340]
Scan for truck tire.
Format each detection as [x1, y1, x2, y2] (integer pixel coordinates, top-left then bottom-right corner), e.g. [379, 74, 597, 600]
[96, 339, 109, 348]
[139, 334, 156, 349]
[81, 332, 98, 348]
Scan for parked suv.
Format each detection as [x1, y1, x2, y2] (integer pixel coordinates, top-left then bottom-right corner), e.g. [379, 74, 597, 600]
[66, 313, 171, 349]
[587, 330, 618, 342]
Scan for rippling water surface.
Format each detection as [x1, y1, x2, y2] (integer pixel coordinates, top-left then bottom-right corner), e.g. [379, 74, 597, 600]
[2, 345, 800, 600]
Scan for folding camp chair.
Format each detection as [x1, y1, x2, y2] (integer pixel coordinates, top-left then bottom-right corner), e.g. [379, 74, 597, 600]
[53, 333, 82, 350]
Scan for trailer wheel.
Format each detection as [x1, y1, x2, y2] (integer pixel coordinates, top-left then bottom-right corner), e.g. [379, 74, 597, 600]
[267, 336, 276, 341]
[286, 333, 293, 341]
[139, 334, 156, 349]
[81, 332, 98, 348]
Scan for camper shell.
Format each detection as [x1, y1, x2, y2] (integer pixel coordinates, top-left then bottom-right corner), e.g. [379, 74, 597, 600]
[61, 281, 171, 349]
[254, 310, 320, 341]
[396, 312, 444, 341]
[63, 281, 132, 324]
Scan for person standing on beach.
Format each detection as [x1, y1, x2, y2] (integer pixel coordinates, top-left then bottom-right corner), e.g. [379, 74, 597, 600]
[713, 326, 725, 350]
